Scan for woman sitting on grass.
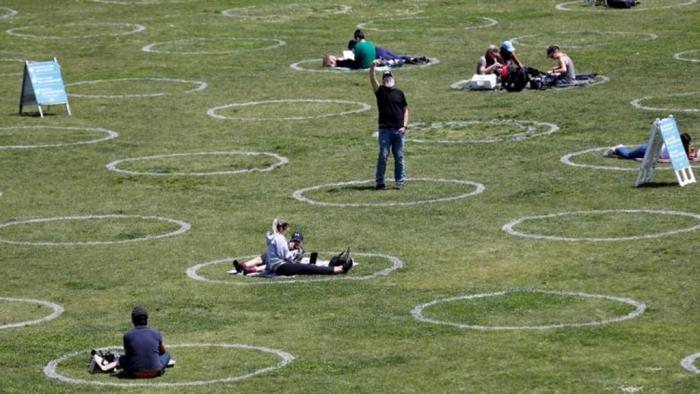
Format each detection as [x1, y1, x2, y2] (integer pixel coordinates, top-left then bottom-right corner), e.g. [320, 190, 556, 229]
[231, 228, 305, 275]
[604, 132, 696, 161]
[475, 45, 503, 75]
[546, 45, 575, 85]
[233, 218, 353, 277]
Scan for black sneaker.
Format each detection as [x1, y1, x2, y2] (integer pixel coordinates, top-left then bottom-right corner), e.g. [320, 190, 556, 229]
[376, 183, 386, 190]
[232, 259, 242, 273]
[342, 258, 354, 273]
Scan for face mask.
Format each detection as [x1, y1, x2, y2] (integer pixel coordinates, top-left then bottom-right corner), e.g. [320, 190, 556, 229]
[384, 78, 395, 88]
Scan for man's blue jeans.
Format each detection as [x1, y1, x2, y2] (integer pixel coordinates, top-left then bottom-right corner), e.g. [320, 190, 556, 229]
[376, 128, 405, 187]
[617, 144, 647, 159]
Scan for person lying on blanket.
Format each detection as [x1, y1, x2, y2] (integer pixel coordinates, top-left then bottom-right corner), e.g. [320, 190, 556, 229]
[231, 218, 353, 277]
[604, 132, 696, 161]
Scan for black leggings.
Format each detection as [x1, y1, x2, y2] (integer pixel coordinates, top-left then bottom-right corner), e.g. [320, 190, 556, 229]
[275, 263, 335, 276]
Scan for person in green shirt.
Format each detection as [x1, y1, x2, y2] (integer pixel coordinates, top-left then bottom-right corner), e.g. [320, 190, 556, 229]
[351, 29, 376, 69]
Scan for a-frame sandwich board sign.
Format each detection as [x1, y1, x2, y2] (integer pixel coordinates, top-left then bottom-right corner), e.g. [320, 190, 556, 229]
[19, 58, 71, 118]
[635, 115, 695, 187]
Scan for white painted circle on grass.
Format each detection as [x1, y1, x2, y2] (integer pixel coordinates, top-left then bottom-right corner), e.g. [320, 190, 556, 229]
[207, 99, 371, 121]
[503, 209, 700, 242]
[357, 16, 497, 32]
[631, 92, 700, 113]
[44, 343, 294, 387]
[222, 4, 351, 19]
[289, 57, 439, 73]
[6, 22, 145, 39]
[561, 146, 700, 171]
[186, 252, 403, 285]
[0, 297, 64, 330]
[510, 31, 658, 49]
[681, 352, 700, 374]
[411, 289, 646, 330]
[0, 215, 190, 246]
[142, 37, 285, 55]
[674, 49, 700, 63]
[92, 0, 199, 4]
[0, 7, 18, 19]
[450, 75, 609, 90]
[292, 178, 485, 207]
[0, 126, 118, 150]
[106, 151, 288, 176]
[66, 78, 207, 98]
[405, 119, 559, 144]
[556, 0, 697, 11]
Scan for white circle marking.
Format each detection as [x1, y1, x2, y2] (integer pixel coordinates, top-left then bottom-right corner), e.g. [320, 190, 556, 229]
[106, 151, 288, 176]
[0, 126, 118, 150]
[630, 92, 700, 113]
[44, 343, 294, 387]
[503, 209, 700, 242]
[674, 49, 700, 63]
[0, 297, 64, 330]
[0, 215, 190, 246]
[186, 252, 403, 285]
[357, 16, 497, 32]
[66, 78, 207, 98]
[510, 31, 658, 49]
[411, 289, 646, 330]
[207, 99, 371, 121]
[405, 119, 560, 144]
[290, 57, 439, 73]
[0, 7, 18, 19]
[142, 37, 285, 55]
[681, 352, 700, 374]
[561, 146, 700, 171]
[222, 4, 351, 19]
[292, 178, 485, 207]
[6, 22, 145, 39]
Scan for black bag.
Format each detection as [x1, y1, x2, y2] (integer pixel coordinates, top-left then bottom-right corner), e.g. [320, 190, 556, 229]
[503, 67, 529, 92]
[606, 0, 638, 8]
[329, 247, 351, 267]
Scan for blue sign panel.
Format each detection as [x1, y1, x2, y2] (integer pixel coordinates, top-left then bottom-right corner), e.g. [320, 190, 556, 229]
[658, 117, 690, 171]
[26, 60, 68, 105]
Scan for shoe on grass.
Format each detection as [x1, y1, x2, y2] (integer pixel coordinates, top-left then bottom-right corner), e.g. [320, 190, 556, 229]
[342, 259, 354, 273]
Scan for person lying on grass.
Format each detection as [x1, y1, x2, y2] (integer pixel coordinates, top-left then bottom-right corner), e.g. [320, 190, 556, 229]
[604, 132, 696, 160]
[233, 217, 352, 277]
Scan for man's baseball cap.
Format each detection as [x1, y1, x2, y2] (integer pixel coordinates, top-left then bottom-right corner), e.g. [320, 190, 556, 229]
[501, 40, 515, 52]
[291, 231, 304, 243]
[382, 70, 393, 79]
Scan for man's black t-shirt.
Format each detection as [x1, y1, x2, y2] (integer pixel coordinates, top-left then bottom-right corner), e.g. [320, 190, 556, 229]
[374, 86, 407, 129]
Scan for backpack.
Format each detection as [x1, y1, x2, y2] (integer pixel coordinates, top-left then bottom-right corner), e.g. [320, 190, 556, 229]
[503, 66, 529, 92]
[606, 0, 638, 8]
[329, 247, 351, 267]
[88, 349, 118, 374]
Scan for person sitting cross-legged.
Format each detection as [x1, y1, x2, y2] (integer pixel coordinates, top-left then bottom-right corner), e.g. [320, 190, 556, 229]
[118, 306, 171, 379]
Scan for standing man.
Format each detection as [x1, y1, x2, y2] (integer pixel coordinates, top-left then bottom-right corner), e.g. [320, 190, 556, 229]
[119, 305, 171, 379]
[370, 61, 408, 190]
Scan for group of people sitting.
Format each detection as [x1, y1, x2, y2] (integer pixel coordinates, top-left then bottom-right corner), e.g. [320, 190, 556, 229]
[322, 29, 430, 70]
[475, 40, 581, 90]
[229, 217, 354, 277]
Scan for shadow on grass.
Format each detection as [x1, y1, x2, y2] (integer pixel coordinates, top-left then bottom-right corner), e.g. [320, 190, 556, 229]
[326, 185, 378, 193]
[636, 182, 679, 188]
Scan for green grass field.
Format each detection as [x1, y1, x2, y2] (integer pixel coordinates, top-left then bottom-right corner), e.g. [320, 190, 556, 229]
[1, 0, 699, 392]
